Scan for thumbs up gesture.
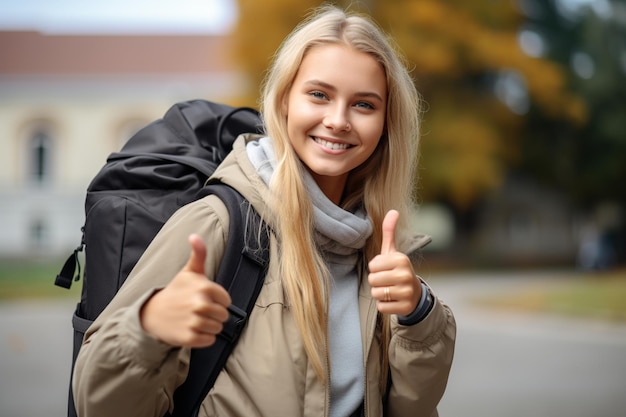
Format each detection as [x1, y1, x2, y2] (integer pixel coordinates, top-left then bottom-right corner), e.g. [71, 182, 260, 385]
[140, 234, 232, 348]
[368, 210, 422, 315]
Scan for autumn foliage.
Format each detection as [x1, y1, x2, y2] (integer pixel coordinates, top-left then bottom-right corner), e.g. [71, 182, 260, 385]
[232, 0, 586, 210]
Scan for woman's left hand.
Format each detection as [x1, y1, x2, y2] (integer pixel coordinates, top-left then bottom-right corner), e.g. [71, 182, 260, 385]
[368, 210, 422, 315]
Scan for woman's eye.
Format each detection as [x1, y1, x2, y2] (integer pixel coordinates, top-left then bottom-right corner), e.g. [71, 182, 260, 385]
[309, 91, 327, 100]
[355, 101, 374, 110]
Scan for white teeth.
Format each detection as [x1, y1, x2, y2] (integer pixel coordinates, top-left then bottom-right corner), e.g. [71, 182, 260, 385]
[313, 137, 350, 150]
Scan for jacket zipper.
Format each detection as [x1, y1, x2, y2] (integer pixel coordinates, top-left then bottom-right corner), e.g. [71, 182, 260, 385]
[325, 324, 331, 417]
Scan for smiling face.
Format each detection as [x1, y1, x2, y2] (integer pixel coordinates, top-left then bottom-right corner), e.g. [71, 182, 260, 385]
[284, 43, 387, 203]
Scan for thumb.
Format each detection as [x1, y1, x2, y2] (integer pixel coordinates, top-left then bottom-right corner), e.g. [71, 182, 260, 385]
[381, 210, 399, 255]
[184, 234, 207, 274]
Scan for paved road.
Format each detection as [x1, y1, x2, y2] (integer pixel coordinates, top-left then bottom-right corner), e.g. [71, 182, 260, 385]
[430, 270, 626, 417]
[0, 298, 75, 417]
[1, 270, 625, 417]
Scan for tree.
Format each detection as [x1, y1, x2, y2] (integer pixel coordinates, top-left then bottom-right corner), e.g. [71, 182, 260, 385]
[232, 0, 585, 211]
[516, 0, 626, 263]
[518, 0, 626, 208]
[231, 0, 321, 103]
[372, 0, 586, 210]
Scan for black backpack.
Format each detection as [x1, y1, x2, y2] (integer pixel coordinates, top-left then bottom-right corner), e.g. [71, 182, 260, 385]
[55, 99, 270, 417]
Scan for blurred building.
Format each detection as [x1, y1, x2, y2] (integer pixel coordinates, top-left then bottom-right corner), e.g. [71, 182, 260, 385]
[0, 30, 247, 258]
[0, 30, 589, 267]
[415, 177, 582, 269]
[472, 177, 581, 267]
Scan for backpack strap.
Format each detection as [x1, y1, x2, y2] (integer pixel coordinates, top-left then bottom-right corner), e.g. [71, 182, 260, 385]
[166, 183, 270, 417]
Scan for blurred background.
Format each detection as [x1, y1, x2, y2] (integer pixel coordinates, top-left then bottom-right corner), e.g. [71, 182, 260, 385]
[1, 0, 625, 268]
[0, 0, 625, 416]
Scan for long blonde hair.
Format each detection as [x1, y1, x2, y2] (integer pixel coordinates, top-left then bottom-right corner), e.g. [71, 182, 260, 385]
[260, 4, 422, 383]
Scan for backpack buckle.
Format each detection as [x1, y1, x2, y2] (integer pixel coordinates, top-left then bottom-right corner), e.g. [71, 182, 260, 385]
[220, 304, 248, 343]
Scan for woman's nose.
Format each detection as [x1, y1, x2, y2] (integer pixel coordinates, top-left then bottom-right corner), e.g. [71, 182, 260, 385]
[323, 105, 351, 132]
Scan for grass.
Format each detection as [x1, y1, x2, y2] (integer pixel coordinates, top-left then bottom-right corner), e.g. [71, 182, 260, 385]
[476, 268, 626, 322]
[0, 258, 82, 299]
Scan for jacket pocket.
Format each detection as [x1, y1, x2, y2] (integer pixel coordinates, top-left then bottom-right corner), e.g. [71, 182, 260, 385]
[254, 279, 288, 308]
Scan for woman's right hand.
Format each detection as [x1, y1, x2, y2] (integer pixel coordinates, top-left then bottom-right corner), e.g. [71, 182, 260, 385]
[140, 234, 232, 348]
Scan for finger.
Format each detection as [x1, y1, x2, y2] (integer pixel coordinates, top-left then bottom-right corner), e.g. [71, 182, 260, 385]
[381, 285, 394, 303]
[192, 293, 230, 321]
[185, 334, 219, 349]
[205, 283, 232, 310]
[380, 210, 399, 255]
[185, 234, 207, 274]
[190, 313, 225, 336]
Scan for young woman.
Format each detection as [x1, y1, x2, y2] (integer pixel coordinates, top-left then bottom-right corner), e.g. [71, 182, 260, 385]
[73, 5, 456, 417]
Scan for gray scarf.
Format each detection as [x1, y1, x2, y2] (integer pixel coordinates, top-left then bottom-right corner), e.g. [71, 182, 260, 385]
[246, 136, 371, 417]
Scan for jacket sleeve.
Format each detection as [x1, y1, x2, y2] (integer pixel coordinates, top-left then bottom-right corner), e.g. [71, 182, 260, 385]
[72, 195, 229, 417]
[387, 285, 456, 417]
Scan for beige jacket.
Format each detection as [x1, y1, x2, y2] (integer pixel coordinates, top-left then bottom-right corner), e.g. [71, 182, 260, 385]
[73, 136, 456, 417]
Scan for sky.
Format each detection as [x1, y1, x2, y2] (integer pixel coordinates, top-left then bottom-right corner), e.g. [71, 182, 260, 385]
[0, 0, 236, 34]
[0, 0, 608, 35]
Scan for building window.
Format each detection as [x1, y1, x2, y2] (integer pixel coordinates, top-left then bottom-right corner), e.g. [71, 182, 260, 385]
[29, 129, 53, 184]
[29, 217, 48, 248]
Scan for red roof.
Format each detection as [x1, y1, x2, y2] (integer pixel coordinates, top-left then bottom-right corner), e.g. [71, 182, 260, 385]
[0, 31, 233, 75]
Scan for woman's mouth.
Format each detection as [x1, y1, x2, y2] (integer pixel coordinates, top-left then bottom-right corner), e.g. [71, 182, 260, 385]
[312, 137, 352, 151]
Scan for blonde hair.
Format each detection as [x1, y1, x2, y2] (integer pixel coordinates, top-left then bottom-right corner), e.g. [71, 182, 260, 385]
[260, 5, 422, 384]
